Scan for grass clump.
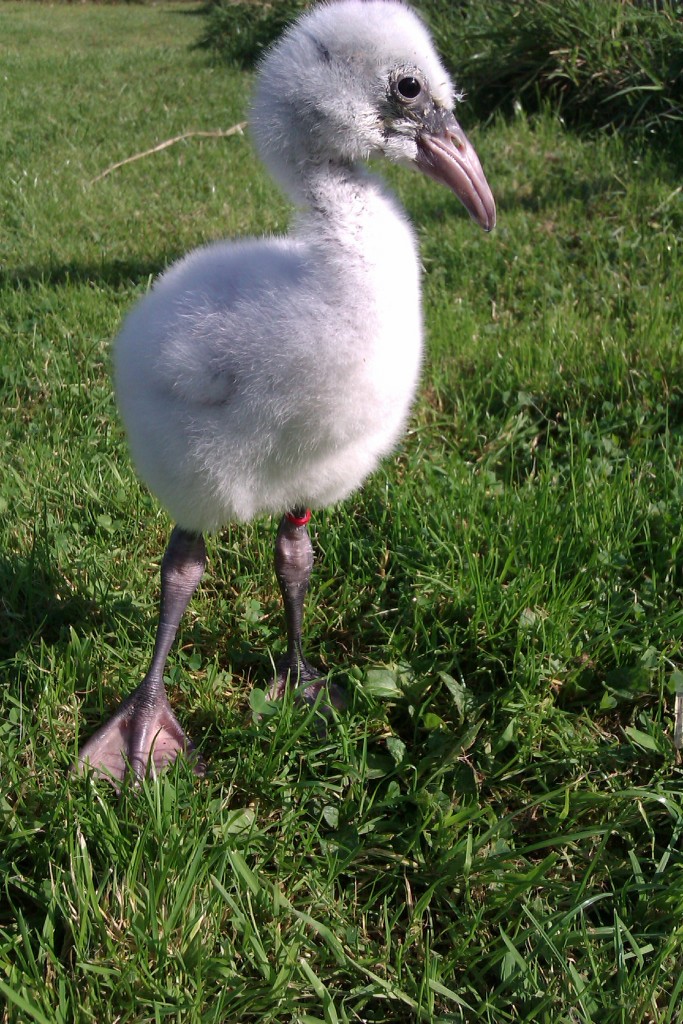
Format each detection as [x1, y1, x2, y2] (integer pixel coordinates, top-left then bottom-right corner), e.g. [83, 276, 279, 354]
[197, 0, 310, 67]
[420, 0, 683, 133]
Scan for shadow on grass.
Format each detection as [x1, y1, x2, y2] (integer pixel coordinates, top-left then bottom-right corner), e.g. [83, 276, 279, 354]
[0, 548, 137, 661]
[0, 256, 181, 292]
[168, 3, 207, 15]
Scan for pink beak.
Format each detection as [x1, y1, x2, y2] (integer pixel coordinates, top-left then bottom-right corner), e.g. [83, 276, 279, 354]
[416, 113, 496, 232]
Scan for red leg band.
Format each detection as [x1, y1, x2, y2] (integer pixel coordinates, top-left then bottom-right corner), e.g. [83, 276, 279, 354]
[286, 508, 311, 527]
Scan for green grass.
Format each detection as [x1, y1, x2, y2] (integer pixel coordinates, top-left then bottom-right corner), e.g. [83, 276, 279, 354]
[1, 3, 683, 1022]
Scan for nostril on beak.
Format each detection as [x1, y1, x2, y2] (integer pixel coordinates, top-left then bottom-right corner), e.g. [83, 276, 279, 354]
[448, 131, 464, 151]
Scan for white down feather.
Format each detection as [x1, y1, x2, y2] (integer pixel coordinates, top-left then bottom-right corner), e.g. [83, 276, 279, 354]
[114, 1, 455, 532]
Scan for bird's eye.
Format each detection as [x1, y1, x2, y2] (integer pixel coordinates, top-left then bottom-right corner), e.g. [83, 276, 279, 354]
[397, 76, 422, 100]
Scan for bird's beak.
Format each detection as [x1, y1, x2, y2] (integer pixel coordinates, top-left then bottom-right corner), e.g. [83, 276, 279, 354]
[416, 111, 496, 232]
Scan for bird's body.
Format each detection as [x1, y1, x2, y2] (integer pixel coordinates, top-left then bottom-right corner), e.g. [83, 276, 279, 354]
[78, 0, 495, 784]
[116, 168, 421, 530]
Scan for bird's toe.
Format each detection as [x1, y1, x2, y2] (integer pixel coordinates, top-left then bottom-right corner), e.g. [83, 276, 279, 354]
[270, 658, 347, 716]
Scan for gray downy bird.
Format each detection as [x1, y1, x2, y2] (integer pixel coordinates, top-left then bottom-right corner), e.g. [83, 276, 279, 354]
[77, 0, 496, 785]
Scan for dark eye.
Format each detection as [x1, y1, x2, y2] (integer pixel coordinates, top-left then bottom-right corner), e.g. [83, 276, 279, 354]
[397, 76, 422, 100]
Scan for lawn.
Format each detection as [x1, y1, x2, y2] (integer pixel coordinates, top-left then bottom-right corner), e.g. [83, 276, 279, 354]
[1, 2, 682, 1022]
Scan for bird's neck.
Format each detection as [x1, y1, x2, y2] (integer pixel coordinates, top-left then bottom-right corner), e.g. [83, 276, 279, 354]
[293, 161, 416, 267]
[300, 160, 379, 212]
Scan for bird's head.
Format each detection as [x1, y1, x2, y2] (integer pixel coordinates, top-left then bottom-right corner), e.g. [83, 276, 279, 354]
[250, 0, 495, 231]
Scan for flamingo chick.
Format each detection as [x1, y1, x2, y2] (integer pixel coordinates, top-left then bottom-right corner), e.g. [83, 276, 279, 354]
[77, 0, 496, 784]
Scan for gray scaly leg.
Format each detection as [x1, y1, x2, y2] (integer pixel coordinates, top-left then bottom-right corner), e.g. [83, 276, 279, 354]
[271, 509, 344, 710]
[77, 526, 206, 785]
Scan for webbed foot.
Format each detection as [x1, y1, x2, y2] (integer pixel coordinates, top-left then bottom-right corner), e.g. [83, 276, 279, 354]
[269, 655, 346, 712]
[76, 685, 203, 787]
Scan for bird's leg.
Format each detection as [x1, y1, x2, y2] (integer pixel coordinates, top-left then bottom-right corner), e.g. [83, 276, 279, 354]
[271, 509, 345, 710]
[77, 526, 206, 786]
[273, 508, 318, 692]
